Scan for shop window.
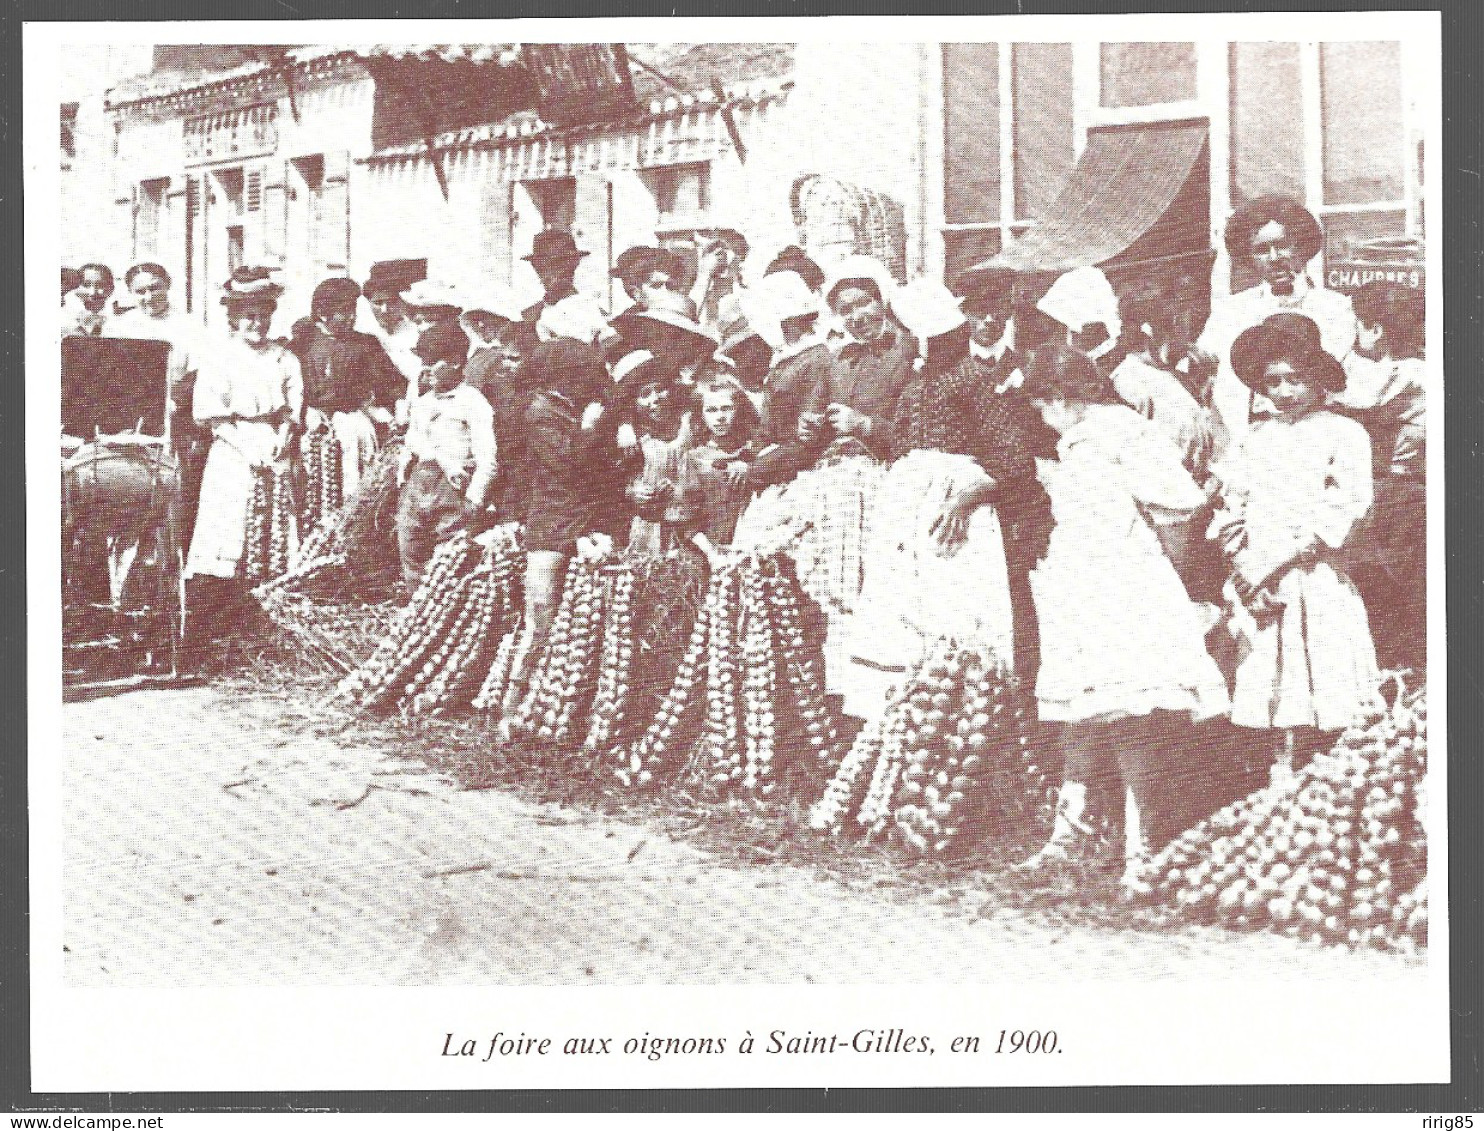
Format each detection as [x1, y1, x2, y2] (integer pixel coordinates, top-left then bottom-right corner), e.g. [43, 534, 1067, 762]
[942, 228, 1002, 289]
[942, 43, 1000, 226]
[1230, 41, 1306, 206]
[1321, 41, 1406, 206]
[227, 225, 245, 274]
[641, 163, 709, 232]
[1099, 42, 1198, 109]
[1321, 209, 1408, 267]
[1013, 43, 1075, 223]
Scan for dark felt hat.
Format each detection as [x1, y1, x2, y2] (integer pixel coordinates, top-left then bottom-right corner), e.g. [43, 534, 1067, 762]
[523, 229, 589, 264]
[362, 259, 426, 299]
[1230, 313, 1346, 394]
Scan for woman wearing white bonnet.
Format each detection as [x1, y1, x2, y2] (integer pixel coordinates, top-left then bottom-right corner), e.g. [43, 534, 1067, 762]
[832, 276, 1052, 721]
[1035, 264, 1124, 369]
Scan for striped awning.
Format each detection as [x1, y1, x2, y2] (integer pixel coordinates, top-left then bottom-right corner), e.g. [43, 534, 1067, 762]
[969, 119, 1210, 276]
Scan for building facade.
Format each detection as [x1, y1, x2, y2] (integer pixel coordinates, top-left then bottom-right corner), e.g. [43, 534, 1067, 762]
[80, 39, 1426, 329]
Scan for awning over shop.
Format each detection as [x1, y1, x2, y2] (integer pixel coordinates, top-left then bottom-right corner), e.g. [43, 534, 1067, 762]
[968, 119, 1210, 277]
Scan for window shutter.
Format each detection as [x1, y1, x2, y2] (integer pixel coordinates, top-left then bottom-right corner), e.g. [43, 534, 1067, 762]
[261, 161, 288, 265]
[183, 175, 203, 316]
[572, 175, 611, 298]
[318, 150, 351, 273]
[243, 164, 266, 264]
[480, 181, 515, 289]
[128, 182, 140, 261]
[162, 176, 188, 292]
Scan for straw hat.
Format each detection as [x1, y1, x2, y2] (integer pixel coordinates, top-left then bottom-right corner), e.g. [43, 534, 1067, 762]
[610, 290, 719, 362]
[220, 265, 284, 305]
[399, 279, 465, 311]
[537, 293, 608, 346]
[459, 284, 526, 325]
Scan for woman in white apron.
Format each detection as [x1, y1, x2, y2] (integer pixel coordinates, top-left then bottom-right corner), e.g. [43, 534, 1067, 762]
[185, 268, 304, 593]
[836, 279, 1051, 723]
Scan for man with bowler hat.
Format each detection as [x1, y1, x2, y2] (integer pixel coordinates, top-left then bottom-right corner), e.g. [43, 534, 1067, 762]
[521, 229, 593, 324]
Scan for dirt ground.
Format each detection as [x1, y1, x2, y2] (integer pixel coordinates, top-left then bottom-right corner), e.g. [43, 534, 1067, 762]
[60, 682, 1423, 986]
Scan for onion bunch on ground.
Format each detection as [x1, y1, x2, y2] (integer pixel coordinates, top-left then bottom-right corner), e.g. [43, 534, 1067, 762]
[328, 526, 523, 715]
[504, 547, 611, 748]
[300, 429, 343, 533]
[809, 637, 1051, 858]
[1149, 675, 1428, 951]
[613, 553, 844, 799]
[257, 439, 404, 602]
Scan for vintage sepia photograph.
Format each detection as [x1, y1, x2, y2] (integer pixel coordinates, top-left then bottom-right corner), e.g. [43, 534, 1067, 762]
[30, 11, 1449, 1094]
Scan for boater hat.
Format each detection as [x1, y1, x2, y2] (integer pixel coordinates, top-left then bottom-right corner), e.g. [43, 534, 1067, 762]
[1230, 312, 1347, 394]
[523, 229, 589, 264]
[399, 279, 465, 312]
[459, 284, 525, 325]
[220, 265, 284, 305]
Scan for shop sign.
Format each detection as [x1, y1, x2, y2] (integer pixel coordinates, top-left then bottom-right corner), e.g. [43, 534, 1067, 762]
[184, 104, 278, 166]
[1326, 236, 1425, 295]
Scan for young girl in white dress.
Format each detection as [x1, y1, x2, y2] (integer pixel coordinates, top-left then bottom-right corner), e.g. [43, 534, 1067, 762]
[1209, 313, 1381, 773]
[1018, 344, 1230, 893]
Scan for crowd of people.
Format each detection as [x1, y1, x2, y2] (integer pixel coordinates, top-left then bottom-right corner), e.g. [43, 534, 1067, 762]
[61, 192, 1428, 890]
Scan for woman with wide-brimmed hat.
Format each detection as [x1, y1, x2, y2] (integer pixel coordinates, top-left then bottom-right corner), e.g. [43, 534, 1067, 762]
[608, 288, 720, 383]
[184, 268, 304, 637]
[1208, 312, 1380, 767]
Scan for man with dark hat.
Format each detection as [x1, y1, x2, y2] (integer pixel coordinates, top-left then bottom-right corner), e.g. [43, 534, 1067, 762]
[521, 229, 591, 324]
[361, 259, 426, 406]
[394, 321, 497, 588]
[1196, 195, 1355, 459]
